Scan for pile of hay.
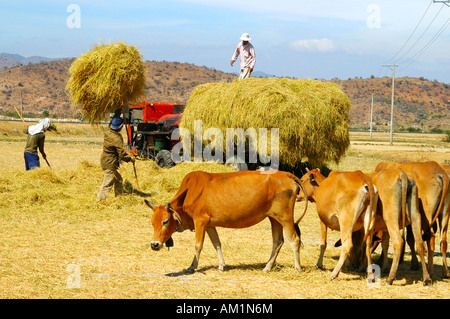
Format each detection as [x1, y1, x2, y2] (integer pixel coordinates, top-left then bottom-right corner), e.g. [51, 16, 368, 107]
[65, 42, 146, 123]
[180, 78, 351, 168]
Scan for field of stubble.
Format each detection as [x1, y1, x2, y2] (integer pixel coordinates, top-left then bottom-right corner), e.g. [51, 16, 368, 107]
[0, 121, 449, 299]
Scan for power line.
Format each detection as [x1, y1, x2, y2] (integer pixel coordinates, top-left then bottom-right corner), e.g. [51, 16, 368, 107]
[401, 17, 450, 70]
[385, 0, 434, 63]
[394, 3, 445, 64]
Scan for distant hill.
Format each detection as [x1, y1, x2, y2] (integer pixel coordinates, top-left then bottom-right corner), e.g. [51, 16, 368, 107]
[329, 76, 450, 131]
[0, 53, 61, 68]
[0, 58, 236, 119]
[0, 57, 448, 131]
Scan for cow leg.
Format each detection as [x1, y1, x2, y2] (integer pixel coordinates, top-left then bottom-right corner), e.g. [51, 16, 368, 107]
[186, 222, 207, 273]
[206, 227, 226, 272]
[385, 223, 404, 285]
[380, 231, 390, 273]
[331, 223, 353, 280]
[406, 226, 419, 270]
[283, 220, 302, 272]
[439, 214, 449, 278]
[263, 218, 284, 272]
[426, 235, 435, 277]
[316, 221, 327, 270]
[410, 217, 432, 285]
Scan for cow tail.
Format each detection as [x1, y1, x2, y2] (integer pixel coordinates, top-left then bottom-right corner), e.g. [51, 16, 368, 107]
[422, 172, 449, 241]
[400, 172, 407, 241]
[291, 176, 308, 228]
[362, 176, 377, 244]
[399, 172, 408, 262]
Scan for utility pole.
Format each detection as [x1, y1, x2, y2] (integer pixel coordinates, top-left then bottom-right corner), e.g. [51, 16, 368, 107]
[369, 92, 374, 140]
[433, 1, 450, 7]
[382, 64, 398, 145]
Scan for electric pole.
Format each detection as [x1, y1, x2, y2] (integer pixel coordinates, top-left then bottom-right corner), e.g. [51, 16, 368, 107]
[382, 64, 398, 145]
[370, 92, 374, 140]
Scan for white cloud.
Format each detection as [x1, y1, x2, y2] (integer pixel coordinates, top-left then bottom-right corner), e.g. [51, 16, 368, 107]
[290, 38, 336, 52]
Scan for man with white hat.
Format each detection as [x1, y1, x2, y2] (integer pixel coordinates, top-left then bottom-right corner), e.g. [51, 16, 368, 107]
[230, 32, 256, 79]
[23, 118, 53, 170]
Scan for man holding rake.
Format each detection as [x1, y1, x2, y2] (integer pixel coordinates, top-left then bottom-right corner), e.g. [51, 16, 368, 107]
[97, 116, 135, 201]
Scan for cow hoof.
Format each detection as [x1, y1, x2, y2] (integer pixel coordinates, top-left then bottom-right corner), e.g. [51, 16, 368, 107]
[315, 264, 324, 270]
[385, 279, 394, 286]
[185, 268, 195, 274]
[423, 278, 432, 286]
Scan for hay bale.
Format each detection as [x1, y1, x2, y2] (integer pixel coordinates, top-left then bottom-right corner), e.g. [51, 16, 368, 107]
[65, 42, 146, 123]
[180, 78, 351, 167]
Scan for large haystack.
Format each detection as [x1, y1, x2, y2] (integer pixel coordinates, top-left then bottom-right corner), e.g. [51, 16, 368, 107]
[65, 42, 146, 123]
[180, 77, 351, 168]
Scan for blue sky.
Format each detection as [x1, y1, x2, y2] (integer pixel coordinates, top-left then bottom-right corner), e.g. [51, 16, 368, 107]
[1, 0, 450, 83]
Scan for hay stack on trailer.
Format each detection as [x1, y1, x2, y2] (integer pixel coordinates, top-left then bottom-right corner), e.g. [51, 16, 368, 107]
[180, 78, 351, 168]
[65, 42, 146, 123]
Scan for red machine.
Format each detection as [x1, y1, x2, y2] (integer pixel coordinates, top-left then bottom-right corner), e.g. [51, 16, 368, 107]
[124, 101, 184, 167]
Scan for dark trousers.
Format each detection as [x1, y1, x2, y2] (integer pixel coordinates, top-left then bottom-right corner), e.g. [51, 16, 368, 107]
[24, 152, 40, 170]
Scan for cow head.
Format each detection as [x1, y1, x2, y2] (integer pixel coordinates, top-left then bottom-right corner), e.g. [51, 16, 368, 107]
[145, 199, 182, 251]
[298, 168, 322, 202]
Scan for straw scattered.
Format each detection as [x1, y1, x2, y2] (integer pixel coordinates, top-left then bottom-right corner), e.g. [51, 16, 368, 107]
[180, 78, 351, 167]
[65, 42, 146, 123]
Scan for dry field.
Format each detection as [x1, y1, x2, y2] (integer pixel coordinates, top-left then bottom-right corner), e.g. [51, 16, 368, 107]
[0, 121, 449, 299]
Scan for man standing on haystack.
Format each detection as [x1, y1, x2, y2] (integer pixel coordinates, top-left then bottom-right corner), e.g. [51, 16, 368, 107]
[23, 118, 53, 170]
[230, 32, 256, 79]
[97, 116, 135, 201]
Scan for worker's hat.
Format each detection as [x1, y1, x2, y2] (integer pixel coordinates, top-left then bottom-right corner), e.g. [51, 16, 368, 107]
[111, 117, 124, 130]
[240, 33, 251, 41]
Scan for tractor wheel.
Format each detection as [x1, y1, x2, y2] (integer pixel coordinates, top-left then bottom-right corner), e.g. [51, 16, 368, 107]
[155, 150, 175, 168]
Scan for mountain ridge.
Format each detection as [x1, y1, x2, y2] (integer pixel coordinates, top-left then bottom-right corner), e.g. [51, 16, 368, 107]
[0, 57, 448, 131]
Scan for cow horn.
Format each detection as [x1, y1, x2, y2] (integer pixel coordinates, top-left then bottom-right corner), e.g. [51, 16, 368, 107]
[306, 167, 310, 172]
[165, 203, 175, 212]
[144, 199, 155, 210]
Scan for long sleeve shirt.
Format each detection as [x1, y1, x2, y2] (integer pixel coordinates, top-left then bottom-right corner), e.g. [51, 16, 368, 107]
[231, 42, 256, 69]
[100, 129, 132, 170]
[23, 127, 46, 157]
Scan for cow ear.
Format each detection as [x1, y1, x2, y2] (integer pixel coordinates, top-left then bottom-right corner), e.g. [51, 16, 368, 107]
[309, 173, 316, 182]
[173, 211, 182, 226]
[144, 200, 155, 210]
[165, 203, 182, 226]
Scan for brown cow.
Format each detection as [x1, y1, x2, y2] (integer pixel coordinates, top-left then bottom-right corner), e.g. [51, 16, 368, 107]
[375, 161, 449, 278]
[440, 165, 450, 278]
[145, 170, 308, 273]
[298, 169, 377, 280]
[365, 168, 432, 285]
